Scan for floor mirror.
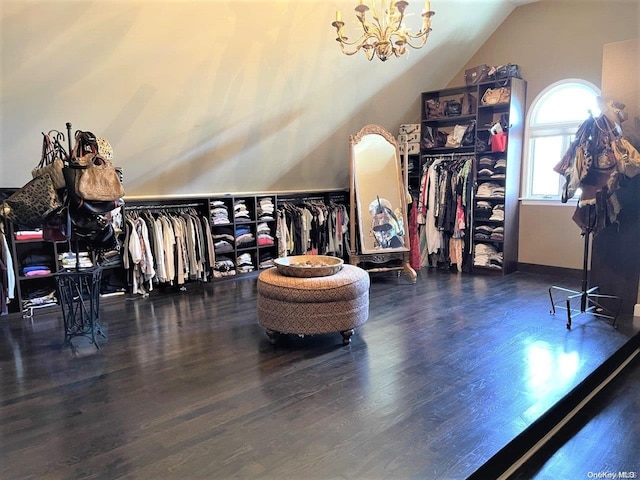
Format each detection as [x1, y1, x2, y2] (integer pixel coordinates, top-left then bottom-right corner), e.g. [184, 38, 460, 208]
[349, 124, 417, 283]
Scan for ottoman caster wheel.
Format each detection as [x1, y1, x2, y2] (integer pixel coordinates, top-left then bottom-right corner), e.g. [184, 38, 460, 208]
[266, 329, 281, 345]
[341, 329, 354, 346]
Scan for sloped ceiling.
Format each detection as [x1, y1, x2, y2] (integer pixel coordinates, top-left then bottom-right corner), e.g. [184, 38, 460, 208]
[0, 0, 531, 194]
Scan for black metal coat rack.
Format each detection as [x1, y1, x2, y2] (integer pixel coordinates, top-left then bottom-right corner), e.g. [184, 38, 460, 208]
[548, 203, 621, 329]
[52, 122, 106, 350]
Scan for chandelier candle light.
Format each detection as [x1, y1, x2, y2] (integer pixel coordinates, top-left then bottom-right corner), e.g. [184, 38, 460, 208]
[332, 0, 434, 61]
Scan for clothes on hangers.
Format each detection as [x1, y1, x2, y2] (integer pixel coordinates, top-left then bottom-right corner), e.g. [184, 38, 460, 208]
[417, 154, 473, 270]
[1, 225, 15, 315]
[276, 200, 349, 258]
[123, 207, 215, 294]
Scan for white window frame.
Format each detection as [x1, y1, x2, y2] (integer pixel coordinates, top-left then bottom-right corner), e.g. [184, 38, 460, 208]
[521, 79, 601, 204]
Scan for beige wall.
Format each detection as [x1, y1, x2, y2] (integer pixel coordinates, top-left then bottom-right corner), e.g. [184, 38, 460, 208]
[0, 0, 511, 195]
[450, 0, 639, 269]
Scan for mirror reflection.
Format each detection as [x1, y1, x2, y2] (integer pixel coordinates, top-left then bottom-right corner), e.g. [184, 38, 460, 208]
[352, 125, 409, 254]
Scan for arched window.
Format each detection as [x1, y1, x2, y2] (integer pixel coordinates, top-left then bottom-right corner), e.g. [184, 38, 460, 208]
[522, 79, 601, 200]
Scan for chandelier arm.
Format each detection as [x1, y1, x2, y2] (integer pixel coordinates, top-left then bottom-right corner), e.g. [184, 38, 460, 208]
[400, 23, 433, 41]
[337, 33, 377, 48]
[394, 32, 430, 49]
[334, 21, 378, 48]
[336, 31, 381, 56]
[340, 43, 369, 56]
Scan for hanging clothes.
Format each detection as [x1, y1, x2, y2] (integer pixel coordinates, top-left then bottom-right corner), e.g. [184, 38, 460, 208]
[1, 225, 15, 315]
[123, 207, 215, 294]
[418, 154, 473, 270]
[276, 199, 349, 259]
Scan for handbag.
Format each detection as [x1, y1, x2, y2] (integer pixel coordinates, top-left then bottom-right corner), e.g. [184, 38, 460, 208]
[490, 132, 508, 152]
[42, 206, 71, 242]
[612, 137, 640, 177]
[435, 130, 448, 148]
[490, 63, 521, 81]
[465, 64, 491, 85]
[422, 126, 437, 149]
[481, 87, 511, 105]
[74, 222, 118, 253]
[0, 173, 62, 229]
[32, 132, 66, 189]
[445, 100, 462, 117]
[426, 98, 445, 118]
[461, 91, 477, 116]
[445, 125, 468, 148]
[63, 166, 124, 215]
[476, 137, 489, 153]
[69, 153, 125, 202]
[461, 120, 476, 147]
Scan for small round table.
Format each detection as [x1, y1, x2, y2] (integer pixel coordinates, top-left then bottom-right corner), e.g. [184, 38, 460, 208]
[257, 264, 370, 345]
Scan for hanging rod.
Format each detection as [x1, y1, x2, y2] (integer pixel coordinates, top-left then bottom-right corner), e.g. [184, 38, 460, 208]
[125, 202, 203, 211]
[278, 195, 328, 204]
[423, 152, 474, 160]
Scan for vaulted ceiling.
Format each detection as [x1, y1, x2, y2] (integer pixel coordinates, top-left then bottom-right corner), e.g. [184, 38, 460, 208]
[1, 0, 538, 194]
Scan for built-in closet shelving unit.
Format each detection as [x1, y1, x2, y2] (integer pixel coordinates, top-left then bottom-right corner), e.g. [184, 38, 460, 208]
[420, 77, 526, 274]
[125, 189, 349, 283]
[1, 214, 124, 317]
[1, 189, 349, 316]
[3, 219, 61, 316]
[208, 194, 278, 277]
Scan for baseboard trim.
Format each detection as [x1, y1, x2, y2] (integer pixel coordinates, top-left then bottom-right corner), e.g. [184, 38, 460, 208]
[517, 263, 583, 280]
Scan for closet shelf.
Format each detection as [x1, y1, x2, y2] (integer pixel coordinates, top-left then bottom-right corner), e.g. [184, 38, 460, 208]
[478, 103, 510, 111]
[474, 237, 504, 244]
[423, 114, 476, 125]
[474, 219, 504, 224]
[18, 274, 54, 281]
[422, 146, 475, 154]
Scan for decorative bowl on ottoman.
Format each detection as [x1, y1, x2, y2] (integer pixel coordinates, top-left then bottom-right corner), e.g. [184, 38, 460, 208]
[274, 255, 344, 278]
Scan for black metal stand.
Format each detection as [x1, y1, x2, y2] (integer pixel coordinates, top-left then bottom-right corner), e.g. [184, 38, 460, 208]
[549, 218, 621, 329]
[54, 265, 105, 350]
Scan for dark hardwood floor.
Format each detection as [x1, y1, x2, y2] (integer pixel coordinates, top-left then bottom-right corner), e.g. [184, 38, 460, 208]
[0, 269, 638, 479]
[514, 351, 640, 479]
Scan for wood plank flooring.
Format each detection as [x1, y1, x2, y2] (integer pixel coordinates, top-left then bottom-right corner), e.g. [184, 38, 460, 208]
[514, 351, 640, 479]
[0, 269, 637, 479]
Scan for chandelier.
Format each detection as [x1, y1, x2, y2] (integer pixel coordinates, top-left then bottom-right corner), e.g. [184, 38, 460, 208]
[331, 1, 435, 62]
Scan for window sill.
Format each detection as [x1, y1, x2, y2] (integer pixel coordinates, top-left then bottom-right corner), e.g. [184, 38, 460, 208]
[519, 198, 579, 207]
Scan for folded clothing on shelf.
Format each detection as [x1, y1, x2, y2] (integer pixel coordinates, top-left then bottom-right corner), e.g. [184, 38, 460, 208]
[473, 243, 503, 269]
[234, 200, 251, 222]
[59, 251, 94, 269]
[21, 288, 57, 309]
[15, 230, 43, 241]
[236, 253, 255, 273]
[259, 252, 275, 269]
[213, 255, 236, 278]
[489, 204, 505, 221]
[476, 181, 504, 198]
[257, 198, 275, 221]
[211, 200, 231, 224]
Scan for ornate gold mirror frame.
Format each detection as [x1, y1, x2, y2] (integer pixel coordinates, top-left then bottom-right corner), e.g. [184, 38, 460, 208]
[349, 124, 417, 283]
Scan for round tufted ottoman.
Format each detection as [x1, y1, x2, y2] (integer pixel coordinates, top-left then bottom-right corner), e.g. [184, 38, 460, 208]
[257, 264, 370, 345]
